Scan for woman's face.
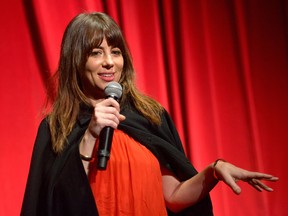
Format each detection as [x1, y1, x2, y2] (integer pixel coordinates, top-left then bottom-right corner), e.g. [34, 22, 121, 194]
[82, 38, 124, 100]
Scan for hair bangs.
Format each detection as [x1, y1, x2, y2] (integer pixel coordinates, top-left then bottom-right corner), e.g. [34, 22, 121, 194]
[84, 24, 105, 55]
[105, 27, 125, 50]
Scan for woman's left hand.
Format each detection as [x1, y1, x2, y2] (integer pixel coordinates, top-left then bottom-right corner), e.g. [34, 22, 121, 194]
[214, 160, 279, 194]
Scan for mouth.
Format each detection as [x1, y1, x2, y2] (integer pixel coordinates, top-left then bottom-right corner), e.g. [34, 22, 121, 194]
[98, 73, 115, 81]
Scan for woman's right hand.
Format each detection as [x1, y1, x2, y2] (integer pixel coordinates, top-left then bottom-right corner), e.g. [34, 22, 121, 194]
[88, 97, 126, 139]
[79, 98, 126, 173]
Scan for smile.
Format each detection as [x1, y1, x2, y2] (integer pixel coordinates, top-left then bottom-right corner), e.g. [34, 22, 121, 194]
[101, 74, 113, 77]
[99, 73, 115, 82]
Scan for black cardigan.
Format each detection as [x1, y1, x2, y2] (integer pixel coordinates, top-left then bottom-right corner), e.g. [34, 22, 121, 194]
[21, 105, 213, 216]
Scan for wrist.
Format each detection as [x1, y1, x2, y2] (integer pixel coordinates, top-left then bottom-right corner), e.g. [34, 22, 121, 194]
[212, 159, 226, 181]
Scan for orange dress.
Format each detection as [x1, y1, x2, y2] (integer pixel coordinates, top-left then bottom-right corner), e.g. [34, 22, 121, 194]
[88, 130, 168, 216]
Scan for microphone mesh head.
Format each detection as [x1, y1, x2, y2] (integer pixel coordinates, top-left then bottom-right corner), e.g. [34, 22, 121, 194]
[104, 82, 123, 100]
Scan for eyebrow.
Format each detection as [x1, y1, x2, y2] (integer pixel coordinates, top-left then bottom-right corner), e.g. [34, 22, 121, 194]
[93, 45, 119, 50]
[93, 46, 104, 50]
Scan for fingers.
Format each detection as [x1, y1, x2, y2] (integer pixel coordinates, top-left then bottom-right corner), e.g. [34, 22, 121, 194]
[244, 171, 277, 180]
[119, 114, 126, 121]
[222, 175, 242, 195]
[101, 98, 125, 122]
[240, 172, 279, 193]
[224, 176, 275, 195]
[94, 98, 124, 127]
[243, 171, 279, 192]
[268, 176, 279, 181]
[216, 162, 279, 194]
[87, 98, 125, 138]
[256, 174, 279, 182]
[248, 179, 264, 192]
[247, 178, 276, 192]
[229, 181, 242, 195]
[101, 97, 121, 110]
[95, 110, 120, 128]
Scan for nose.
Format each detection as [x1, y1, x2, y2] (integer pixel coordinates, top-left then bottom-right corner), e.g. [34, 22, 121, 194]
[103, 54, 114, 68]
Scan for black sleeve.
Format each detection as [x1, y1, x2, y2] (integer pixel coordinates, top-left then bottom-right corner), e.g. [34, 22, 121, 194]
[21, 118, 98, 216]
[21, 119, 56, 216]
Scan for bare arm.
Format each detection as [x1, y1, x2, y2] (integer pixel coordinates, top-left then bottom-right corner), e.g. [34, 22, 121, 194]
[162, 160, 279, 213]
[162, 163, 218, 212]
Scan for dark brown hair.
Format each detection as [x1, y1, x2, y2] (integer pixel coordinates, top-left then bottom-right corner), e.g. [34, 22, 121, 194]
[48, 12, 163, 153]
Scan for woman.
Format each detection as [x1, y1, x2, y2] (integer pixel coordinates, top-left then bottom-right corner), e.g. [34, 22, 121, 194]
[21, 12, 278, 216]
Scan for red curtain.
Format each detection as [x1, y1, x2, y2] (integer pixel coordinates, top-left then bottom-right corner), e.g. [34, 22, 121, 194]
[0, 0, 287, 215]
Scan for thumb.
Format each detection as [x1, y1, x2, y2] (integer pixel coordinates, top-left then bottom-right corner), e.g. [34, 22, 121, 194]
[119, 114, 126, 122]
[231, 183, 242, 195]
[224, 177, 242, 195]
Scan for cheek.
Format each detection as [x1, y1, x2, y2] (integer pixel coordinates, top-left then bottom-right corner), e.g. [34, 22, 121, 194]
[82, 60, 99, 86]
[116, 64, 124, 82]
[81, 71, 93, 89]
[115, 72, 122, 83]
[85, 58, 100, 72]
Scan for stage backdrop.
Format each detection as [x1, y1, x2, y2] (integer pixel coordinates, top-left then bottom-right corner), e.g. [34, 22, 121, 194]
[0, 0, 287, 215]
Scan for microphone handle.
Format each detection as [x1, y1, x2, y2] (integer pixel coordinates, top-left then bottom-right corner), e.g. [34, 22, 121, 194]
[97, 126, 114, 170]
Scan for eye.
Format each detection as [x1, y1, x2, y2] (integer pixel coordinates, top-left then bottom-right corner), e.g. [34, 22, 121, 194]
[111, 48, 122, 56]
[90, 49, 103, 56]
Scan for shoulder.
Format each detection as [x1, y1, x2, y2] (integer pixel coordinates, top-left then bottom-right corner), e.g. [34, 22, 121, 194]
[30, 118, 54, 161]
[38, 117, 49, 132]
[35, 118, 51, 143]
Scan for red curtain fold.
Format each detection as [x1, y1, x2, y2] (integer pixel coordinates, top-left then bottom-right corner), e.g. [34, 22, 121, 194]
[0, 0, 287, 215]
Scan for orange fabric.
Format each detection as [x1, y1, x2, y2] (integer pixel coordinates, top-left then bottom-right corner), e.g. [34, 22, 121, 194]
[88, 130, 167, 216]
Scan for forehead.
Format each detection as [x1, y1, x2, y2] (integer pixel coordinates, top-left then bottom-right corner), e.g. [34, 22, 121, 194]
[89, 32, 122, 48]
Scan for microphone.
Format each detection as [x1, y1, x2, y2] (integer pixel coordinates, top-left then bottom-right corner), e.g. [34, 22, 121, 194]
[97, 81, 123, 170]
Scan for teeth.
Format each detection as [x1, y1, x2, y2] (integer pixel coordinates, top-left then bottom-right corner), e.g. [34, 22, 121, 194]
[102, 74, 113, 77]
